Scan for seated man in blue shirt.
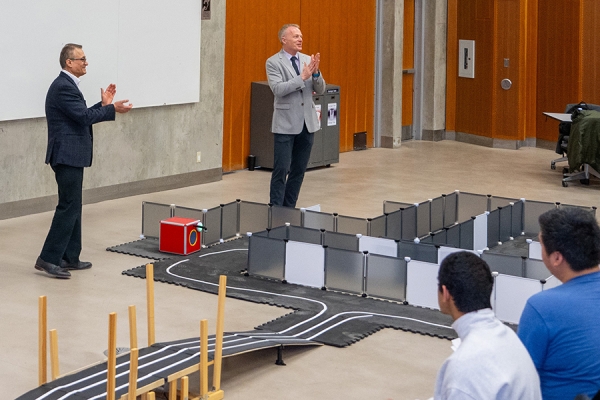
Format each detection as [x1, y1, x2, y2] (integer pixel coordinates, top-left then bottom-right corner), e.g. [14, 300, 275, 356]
[519, 207, 600, 400]
[434, 251, 541, 399]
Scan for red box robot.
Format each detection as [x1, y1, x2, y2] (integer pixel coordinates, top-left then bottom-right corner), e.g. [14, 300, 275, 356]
[159, 217, 202, 255]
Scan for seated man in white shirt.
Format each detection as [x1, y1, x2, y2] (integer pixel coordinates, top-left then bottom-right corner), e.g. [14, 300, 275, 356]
[433, 251, 541, 400]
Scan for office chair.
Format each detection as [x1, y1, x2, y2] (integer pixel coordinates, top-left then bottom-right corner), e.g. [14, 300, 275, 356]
[550, 104, 577, 171]
[550, 103, 600, 171]
[562, 106, 600, 187]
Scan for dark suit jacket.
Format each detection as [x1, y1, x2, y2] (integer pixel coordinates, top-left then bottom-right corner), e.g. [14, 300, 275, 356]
[45, 71, 116, 167]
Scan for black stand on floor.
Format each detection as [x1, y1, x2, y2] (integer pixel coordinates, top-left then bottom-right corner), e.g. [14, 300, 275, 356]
[275, 345, 286, 366]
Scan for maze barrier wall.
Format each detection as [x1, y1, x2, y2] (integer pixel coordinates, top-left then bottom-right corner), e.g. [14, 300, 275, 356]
[142, 193, 595, 324]
[324, 247, 364, 294]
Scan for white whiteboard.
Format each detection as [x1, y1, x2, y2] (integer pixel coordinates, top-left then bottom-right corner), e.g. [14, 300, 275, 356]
[0, 0, 201, 121]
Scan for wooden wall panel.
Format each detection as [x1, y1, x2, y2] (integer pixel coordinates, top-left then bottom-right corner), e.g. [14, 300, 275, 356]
[222, 0, 376, 171]
[402, 0, 415, 127]
[449, 0, 600, 144]
[446, 0, 458, 132]
[493, 0, 523, 140]
[525, 0, 538, 139]
[301, 0, 376, 152]
[454, 0, 494, 138]
[535, 0, 581, 142]
[582, 0, 600, 104]
[222, 1, 301, 171]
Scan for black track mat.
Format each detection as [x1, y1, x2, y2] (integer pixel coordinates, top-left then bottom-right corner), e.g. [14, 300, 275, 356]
[17, 332, 317, 400]
[107, 237, 168, 260]
[121, 237, 456, 347]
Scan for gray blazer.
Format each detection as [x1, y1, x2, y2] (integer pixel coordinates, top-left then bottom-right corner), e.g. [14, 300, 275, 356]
[266, 50, 326, 135]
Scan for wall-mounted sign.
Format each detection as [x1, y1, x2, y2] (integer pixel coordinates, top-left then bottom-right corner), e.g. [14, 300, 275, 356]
[202, 0, 211, 20]
[458, 39, 475, 79]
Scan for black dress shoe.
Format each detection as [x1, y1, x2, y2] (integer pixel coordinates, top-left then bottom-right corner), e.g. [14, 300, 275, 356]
[35, 257, 71, 279]
[60, 260, 92, 270]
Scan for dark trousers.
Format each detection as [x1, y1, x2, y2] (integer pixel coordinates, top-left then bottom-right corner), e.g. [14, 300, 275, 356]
[269, 124, 314, 208]
[39, 164, 84, 266]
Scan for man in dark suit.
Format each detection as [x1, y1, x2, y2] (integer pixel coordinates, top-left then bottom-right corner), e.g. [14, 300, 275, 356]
[266, 24, 325, 208]
[35, 43, 132, 279]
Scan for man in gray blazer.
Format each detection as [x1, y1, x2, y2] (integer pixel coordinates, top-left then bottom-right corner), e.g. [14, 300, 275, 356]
[266, 24, 326, 208]
[35, 43, 132, 279]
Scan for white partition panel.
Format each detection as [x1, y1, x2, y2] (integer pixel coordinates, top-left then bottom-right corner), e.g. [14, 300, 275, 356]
[528, 240, 542, 260]
[285, 241, 325, 288]
[473, 213, 488, 251]
[494, 274, 542, 324]
[543, 276, 562, 290]
[359, 236, 397, 257]
[438, 246, 479, 264]
[406, 260, 440, 310]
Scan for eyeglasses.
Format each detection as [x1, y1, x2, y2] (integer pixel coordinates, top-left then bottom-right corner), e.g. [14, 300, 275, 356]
[69, 57, 87, 62]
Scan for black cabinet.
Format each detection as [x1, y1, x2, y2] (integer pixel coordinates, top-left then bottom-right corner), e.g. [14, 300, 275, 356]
[250, 81, 340, 169]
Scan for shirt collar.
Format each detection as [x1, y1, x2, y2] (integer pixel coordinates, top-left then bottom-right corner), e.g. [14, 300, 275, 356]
[451, 308, 495, 339]
[62, 69, 81, 87]
[283, 50, 298, 61]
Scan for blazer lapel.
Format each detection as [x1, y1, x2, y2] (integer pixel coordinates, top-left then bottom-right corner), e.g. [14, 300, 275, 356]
[59, 71, 85, 100]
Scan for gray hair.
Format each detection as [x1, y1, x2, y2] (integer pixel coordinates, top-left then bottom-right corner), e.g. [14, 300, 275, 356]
[278, 24, 300, 43]
[59, 43, 82, 68]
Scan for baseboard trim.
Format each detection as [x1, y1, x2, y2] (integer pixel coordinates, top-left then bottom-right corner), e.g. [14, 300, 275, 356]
[0, 168, 222, 220]
[452, 131, 538, 150]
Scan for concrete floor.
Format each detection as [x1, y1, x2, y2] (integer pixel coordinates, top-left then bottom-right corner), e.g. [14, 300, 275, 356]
[2, 141, 598, 399]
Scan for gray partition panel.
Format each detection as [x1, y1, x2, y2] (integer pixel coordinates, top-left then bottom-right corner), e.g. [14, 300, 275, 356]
[383, 200, 412, 214]
[487, 209, 500, 248]
[366, 254, 407, 301]
[323, 231, 359, 252]
[248, 235, 285, 280]
[386, 209, 402, 240]
[416, 201, 431, 238]
[324, 247, 364, 294]
[288, 226, 322, 245]
[525, 258, 552, 280]
[221, 201, 239, 240]
[431, 196, 445, 232]
[142, 202, 173, 238]
[271, 206, 302, 228]
[559, 204, 597, 216]
[481, 253, 524, 277]
[304, 210, 335, 231]
[398, 241, 438, 263]
[268, 225, 288, 240]
[240, 201, 269, 234]
[419, 235, 433, 244]
[490, 196, 518, 210]
[203, 206, 222, 246]
[511, 200, 524, 237]
[446, 224, 461, 248]
[457, 192, 489, 222]
[431, 229, 447, 245]
[173, 205, 204, 222]
[253, 230, 269, 238]
[444, 192, 458, 227]
[370, 214, 387, 238]
[459, 219, 475, 250]
[401, 206, 417, 240]
[337, 215, 368, 235]
[524, 201, 556, 235]
[498, 206, 512, 243]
